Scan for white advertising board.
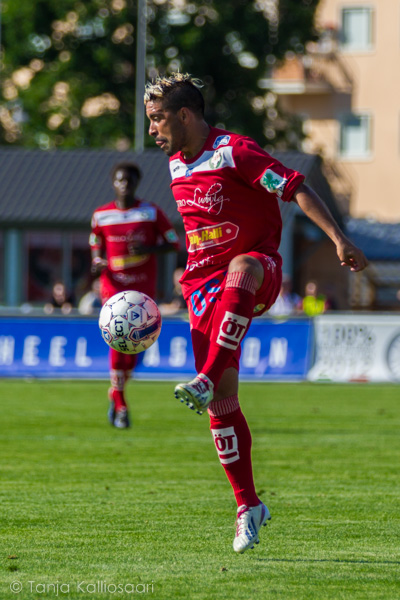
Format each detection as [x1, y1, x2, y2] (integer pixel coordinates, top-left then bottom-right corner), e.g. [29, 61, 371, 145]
[308, 314, 400, 382]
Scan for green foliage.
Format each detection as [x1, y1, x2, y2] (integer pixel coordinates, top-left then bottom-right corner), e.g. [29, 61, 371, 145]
[0, 0, 318, 149]
[1, 380, 400, 599]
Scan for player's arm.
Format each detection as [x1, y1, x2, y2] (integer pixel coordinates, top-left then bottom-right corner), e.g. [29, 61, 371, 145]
[91, 248, 108, 275]
[89, 231, 108, 275]
[131, 217, 180, 255]
[293, 183, 368, 272]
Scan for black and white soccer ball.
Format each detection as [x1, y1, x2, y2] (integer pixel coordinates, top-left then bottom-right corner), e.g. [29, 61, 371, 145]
[99, 290, 162, 354]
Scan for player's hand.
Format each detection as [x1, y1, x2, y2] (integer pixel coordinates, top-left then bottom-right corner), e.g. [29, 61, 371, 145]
[91, 257, 108, 275]
[337, 240, 368, 272]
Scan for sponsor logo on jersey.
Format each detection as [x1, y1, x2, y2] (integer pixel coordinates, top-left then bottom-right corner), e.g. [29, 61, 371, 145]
[176, 183, 230, 215]
[112, 272, 148, 284]
[260, 169, 288, 198]
[209, 149, 223, 170]
[89, 233, 101, 247]
[254, 303, 266, 314]
[187, 257, 214, 271]
[95, 206, 157, 226]
[212, 135, 231, 149]
[170, 147, 235, 180]
[216, 311, 249, 350]
[164, 228, 179, 243]
[109, 254, 149, 270]
[187, 221, 239, 253]
[211, 426, 239, 464]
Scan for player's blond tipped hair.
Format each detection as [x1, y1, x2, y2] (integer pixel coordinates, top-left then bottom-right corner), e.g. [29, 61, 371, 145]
[144, 72, 205, 116]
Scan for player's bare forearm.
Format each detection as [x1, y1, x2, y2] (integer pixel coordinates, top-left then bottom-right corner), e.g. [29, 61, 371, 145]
[293, 183, 368, 272]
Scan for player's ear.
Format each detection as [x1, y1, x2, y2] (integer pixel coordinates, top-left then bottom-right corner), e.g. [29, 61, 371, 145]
[179, 107, 190, 123]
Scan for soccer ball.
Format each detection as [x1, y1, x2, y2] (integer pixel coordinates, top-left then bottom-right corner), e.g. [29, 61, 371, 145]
[99, 290, 162, 354]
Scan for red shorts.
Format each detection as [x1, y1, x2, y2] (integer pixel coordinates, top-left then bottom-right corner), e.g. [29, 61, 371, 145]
[186, 252, 282, 373]
[100, 278, 156, 304]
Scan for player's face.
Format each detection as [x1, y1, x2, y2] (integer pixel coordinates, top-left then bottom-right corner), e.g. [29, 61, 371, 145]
[146, 100, 186, 157]
[112, 169, 139, 198]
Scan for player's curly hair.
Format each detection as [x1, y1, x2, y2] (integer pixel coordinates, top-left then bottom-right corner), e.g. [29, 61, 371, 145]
[144, 73, 205, 117]
[111, 162, 141, 181]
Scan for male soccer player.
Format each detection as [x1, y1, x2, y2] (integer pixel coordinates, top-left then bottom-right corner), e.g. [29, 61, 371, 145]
[90, 162, 179, 428]
[144, 73, 368, 553]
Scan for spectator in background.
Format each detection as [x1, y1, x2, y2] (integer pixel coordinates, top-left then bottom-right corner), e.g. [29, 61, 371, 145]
[301, 280, 327, 316]
[90, 161, 180, 429]
[78, 278, 102, 315]
[44, 281, 74, 315]
[268, 273, 302, 317]
[159, 267, 187, 316]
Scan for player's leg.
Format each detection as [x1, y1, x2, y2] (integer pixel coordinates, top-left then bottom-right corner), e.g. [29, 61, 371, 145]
[207, 366, 271, 553]
[199, 254, 263, 388]
[175, 254, 265, 412]
[108, 350, 137, 428]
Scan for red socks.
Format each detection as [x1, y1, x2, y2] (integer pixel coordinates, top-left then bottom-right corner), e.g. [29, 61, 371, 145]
[208, 395, 259, 508]
[109, 350, 137, 410]
[201, 271, 257, 389]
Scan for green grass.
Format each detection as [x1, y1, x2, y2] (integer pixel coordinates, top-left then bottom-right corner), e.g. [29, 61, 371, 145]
[1, 380, 400, 600]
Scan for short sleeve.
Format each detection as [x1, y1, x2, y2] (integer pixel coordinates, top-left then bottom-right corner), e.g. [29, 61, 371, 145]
[232, 137, 305, 203]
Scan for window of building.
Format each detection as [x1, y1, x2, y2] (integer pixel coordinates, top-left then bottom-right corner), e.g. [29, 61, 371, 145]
[339, 113, 372, 158]
[26, 230, 91, 306]
[340, 6, 374, 51]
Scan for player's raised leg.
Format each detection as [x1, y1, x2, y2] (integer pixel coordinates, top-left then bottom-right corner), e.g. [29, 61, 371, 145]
[174, 254, 264, 413]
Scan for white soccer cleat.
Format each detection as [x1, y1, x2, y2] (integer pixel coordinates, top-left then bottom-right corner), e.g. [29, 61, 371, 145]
[233, 502, 271, 553]
[174, 373, 214, 415]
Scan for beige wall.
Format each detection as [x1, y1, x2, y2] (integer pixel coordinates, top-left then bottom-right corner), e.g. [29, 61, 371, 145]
[300, 0, 400, 221]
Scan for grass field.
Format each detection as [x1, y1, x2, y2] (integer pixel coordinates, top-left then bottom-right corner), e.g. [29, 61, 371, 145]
[1, 380, 400, 600]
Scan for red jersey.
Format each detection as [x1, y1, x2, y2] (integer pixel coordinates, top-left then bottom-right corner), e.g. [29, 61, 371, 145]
[90, 199, 179, 300]
[169, 127, 305, 299]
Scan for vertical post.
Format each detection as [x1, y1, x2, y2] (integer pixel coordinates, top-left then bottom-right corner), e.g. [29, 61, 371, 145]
[62, 232, 72, 294]
[4, 229, 23, 307]
[134, 0, 147, 153]
[280, 212, 295, 277]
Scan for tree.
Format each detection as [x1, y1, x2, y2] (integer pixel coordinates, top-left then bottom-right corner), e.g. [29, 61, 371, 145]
[0, 0, 318, 149]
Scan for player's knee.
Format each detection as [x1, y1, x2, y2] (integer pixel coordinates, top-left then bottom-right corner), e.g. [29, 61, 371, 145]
[228, 255, 264, 288]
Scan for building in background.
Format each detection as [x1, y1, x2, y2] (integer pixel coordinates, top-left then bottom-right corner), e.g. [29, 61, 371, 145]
[0, 148, 349, 309]
[263, 0, 400, 309]
[0, 150, 183, 308]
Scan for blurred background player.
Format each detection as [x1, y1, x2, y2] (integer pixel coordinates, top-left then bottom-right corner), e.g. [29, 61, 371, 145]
[90, 162, 179, 429]
[145, 72, 368, 553]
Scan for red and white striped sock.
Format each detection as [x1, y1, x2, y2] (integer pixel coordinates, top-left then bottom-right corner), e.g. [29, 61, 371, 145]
[109, 351, 138, 410]
[109, 369, 127, 410]
[201, 271, 257, 390]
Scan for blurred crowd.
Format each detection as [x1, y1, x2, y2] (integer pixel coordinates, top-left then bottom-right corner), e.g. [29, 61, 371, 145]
[37, 270, 343, 319]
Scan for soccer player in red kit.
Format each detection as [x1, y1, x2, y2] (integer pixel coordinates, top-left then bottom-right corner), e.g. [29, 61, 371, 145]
[144, 74, 368, 553]
[90, 162, 179, 429]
